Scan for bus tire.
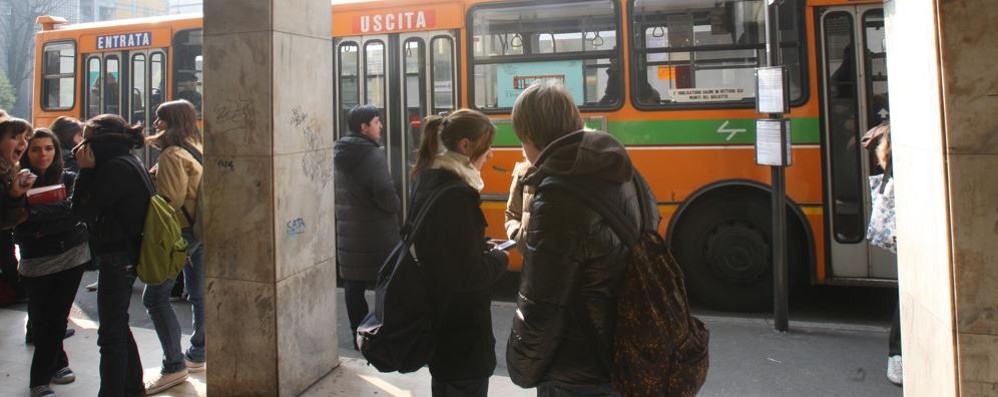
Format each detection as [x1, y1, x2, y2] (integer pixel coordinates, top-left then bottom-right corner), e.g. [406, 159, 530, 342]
[669, 184, 809, 312]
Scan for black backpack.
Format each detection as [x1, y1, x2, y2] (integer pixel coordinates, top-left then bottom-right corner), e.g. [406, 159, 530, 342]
[542, 173, 709, 397]
[356, 181, 463, 373]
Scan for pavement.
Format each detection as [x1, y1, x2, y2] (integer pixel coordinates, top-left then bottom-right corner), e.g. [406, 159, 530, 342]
[0, 270, 904, 396]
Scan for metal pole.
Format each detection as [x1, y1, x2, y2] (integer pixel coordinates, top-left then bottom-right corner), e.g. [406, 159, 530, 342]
[765, 0, 789, 332]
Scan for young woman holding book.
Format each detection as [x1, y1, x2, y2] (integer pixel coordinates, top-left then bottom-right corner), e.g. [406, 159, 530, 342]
[14, 128, 90, 397]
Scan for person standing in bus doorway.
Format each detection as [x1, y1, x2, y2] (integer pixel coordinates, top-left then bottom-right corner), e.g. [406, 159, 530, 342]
[175, 72, 202, 115]
[334, 105, 401, 347]
[862, 122, 902, 387]
[410, 109, 508, 397]
[141, 99, 206, 395]
[72, 114, 149, 397]
[505, 81, 657, 396]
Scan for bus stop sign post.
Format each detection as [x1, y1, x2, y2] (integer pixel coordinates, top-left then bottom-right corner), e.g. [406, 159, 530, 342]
[756, 0, 791, 333]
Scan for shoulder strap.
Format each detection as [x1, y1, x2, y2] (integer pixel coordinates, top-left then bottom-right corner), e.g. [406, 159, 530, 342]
[113, 155, 155, 197]
[401, 181, 466, 244]
[540, 175, 641, 246]
[179, 142, 204, 165]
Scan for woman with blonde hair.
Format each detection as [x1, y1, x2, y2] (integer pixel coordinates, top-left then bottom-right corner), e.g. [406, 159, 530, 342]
[141, 99, 206, 394]
[410, 109, 509, 396]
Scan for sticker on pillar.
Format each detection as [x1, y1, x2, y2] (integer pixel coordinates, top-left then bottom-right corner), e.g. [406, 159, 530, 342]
[286, 218, 306, 237]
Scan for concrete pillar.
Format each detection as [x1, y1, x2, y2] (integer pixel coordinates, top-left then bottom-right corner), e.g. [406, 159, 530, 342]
[886, 0, 998, 394]
[202, 0, 338, 395]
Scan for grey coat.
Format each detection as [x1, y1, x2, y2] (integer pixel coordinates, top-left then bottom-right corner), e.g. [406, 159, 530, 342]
[333, 133, 400, 281]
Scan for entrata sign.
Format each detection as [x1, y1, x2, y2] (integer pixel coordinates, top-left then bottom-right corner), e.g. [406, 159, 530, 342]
[96, 32, 152, 50]
[353, 10, 436, 34]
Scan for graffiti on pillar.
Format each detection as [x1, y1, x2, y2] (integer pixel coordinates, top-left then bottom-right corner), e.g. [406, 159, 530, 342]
[292, 106, 333, 188]
[216, 159, 235, 171]
[213, 96, 257, 136]
[286, 217, 306, 236]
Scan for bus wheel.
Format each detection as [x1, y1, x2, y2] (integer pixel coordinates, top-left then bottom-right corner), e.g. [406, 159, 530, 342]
[670, 188, 807, 312]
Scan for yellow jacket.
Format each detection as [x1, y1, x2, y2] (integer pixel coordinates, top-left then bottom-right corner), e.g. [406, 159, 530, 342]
[155, 141, 203, 228]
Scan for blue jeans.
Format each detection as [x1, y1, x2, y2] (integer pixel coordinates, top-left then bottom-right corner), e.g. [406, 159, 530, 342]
[182, 229, 206, 363]
[96, 252, 144, 397]
[536, 382, 619, 397]
[142, 275, 185, 374]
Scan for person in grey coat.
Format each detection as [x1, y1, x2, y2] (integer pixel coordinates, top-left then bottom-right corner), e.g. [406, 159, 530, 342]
[334, 105, 401, 346]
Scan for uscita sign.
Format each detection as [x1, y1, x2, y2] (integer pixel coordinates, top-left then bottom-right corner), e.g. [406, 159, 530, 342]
[353, 10, 435, 33]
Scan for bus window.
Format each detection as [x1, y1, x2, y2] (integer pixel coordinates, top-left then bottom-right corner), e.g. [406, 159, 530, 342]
[365, 41, 386, 117]
[430, 37, 454, 115]
[404, 38, 425, 174]
[41, 42, 75, 111]
[338, 42, 360, 138]
[150, 52, 166, 114]
[630, 0, 803, 108]
[863, 9, 888, 127]
[173, 29, 203, 116]
[131, 53, 146, 125]
[103, 56, 120, 115]
[86, 57, 101, 119]
[470, 0, 620, 111]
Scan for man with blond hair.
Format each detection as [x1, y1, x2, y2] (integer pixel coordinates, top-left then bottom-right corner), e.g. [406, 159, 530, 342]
[505, 81, 658, 396]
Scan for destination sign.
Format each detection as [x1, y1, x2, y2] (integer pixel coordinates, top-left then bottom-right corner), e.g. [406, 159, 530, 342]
[96, 32, 152, 50]
[353, 10, 436, 34]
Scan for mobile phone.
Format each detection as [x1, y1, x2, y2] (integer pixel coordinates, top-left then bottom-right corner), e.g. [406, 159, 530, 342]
[495, 240, 517, 251]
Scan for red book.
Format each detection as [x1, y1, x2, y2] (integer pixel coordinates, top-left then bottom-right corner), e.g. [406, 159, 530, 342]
[26, 184, 67, 205]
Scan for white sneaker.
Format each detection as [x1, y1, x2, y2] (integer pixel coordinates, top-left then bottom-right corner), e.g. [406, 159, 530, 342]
[85, 281, 98, 292]
[145, 369, 188, 395]
[887, 355, 903, 386]
[186, 358, 205, 373]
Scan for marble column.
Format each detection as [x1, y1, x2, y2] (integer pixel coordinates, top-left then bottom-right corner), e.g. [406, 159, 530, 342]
[202, 0, 338, 395]
[886, 0, 998, 394]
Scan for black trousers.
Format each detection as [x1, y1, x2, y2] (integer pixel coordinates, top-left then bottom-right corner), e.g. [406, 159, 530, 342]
[95, 253, 144, 397]
[431, 376, 489, 397]
[0, 231, 21, 297]
[23, 265, 85, 387]
[343, 279, 371, 334]
[889, 299, 902, 356]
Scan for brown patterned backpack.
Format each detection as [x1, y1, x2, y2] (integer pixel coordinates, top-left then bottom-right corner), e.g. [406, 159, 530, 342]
[544, 173, 709, 397]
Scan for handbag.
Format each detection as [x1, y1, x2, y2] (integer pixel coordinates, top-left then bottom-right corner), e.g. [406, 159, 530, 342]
[867, 173, 896, 253]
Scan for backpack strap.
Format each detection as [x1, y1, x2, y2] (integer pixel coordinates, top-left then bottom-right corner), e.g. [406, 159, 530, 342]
[114, 155, 156, 197]
[179, 142, 204, 165]
[401, 181, 466, 244]
[175, 143, 203, 225]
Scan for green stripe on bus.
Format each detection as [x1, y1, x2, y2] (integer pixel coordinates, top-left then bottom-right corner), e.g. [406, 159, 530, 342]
[493, 117, 820, 146]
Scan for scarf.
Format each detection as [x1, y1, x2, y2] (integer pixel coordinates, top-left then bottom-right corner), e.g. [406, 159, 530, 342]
[430, 151, 485, 191]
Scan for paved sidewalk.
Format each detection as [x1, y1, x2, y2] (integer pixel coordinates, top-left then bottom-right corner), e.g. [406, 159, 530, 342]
[0, 272, 904, 396]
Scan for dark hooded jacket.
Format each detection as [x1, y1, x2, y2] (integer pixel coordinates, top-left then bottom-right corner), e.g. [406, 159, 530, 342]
[14, 170, 88, 259]
[333, 132, 400, 281]
[410, 168, 508, 381]
[71, 135, 150, 262]
[506, 130, 659, 387]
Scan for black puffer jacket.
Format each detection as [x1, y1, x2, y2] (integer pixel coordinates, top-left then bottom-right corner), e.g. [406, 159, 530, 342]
[506, 130, 658, 387]
[411, 169, 508, 381]
[14, 171, 88, 259]
[333, 133, 400, 281]
[72, 138, 150, 261]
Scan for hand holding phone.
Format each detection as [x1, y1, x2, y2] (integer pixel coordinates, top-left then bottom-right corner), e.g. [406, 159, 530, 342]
[494, 240, 517, 251]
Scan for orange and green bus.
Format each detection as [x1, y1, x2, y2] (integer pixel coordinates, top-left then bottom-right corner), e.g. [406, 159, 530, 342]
[35, 0, 892, 311]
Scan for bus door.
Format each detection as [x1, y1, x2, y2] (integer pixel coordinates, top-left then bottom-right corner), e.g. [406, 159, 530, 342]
[817, 5, 894, 280]
[83, 49, 167, 166]
[334, 30, 459, 219]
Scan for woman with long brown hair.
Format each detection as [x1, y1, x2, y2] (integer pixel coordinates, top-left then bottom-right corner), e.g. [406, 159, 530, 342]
[0, 118, 34, 310]
[15, 128, 90, 397]
[409, 109, 508, 396]
[141, 99, 205, 394]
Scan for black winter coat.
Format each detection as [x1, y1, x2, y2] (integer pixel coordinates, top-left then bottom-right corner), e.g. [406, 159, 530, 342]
[14, 171, 88, 259]
[506, 130, 659, 388]
[72, 139, 150, 262]
[411, 169, 508, 381]
[333, 133, 400, 281]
